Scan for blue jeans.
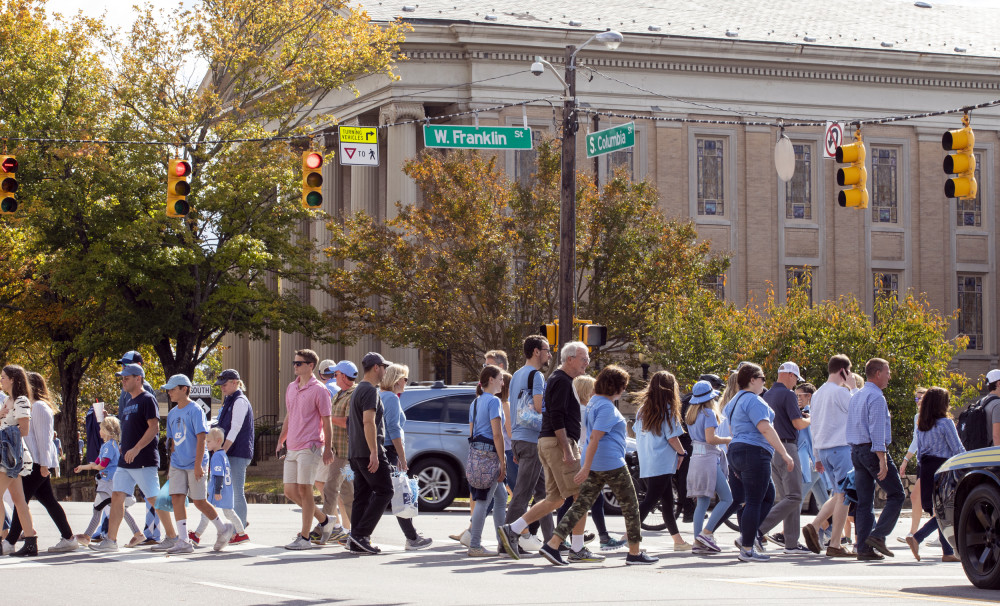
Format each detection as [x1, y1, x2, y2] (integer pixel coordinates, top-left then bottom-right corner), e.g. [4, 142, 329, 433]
[505, 450, 518, 490]
[694, 465, 734, 538]
[469, 481, 507, 549]
[728, 442, 775, 549]
[229, 456, 251, 527]
[914, 454, 953, 555]
[851, 445, 905, 554]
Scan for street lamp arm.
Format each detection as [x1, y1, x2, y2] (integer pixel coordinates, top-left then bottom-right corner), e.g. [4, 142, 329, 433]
[532, 56, 568, 95]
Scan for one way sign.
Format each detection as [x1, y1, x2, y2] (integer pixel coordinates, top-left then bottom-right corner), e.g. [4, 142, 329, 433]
[339, 142, 379, 166]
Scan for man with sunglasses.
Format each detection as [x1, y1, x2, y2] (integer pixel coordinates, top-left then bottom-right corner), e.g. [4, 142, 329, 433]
[277, 349, 334, 550]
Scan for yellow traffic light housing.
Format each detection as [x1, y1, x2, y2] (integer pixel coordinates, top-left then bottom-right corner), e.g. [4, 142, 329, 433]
[0, 155, 18, 215]
[302, 152, 323, 209]
[836, 130, 868, 209]
[166, 159, 191, 218]
[540, 321, 559, 349]
[943, 116, 977, 200]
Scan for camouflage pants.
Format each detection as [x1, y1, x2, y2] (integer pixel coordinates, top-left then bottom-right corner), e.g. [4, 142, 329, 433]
[554, 465, 641, 545]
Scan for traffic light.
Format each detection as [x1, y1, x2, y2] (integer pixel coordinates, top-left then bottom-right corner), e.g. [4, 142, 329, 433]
[943, 118, 977, 200]
[836, 130, 868, 209]
[302, 151, 323, 209]
[540, 321, 559, 348]
[166, 158, 191, 218]
[0, 155, 17, 215]
[579, 324, 607, 348]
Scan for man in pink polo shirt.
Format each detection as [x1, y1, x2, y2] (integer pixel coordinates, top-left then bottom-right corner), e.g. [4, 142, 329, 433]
[277, 348, 335, 550]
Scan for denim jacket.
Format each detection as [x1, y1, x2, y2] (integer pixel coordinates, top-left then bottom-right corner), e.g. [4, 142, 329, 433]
[0, 425, 24, 478]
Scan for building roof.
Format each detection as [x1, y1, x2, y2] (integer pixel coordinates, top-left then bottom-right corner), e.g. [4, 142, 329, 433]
[356, 0, 1000, 58]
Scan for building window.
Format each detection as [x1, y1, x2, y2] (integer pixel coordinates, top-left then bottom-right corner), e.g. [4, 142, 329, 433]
[873, 271, 899, 301]
[785, 144, 812, 220]
[700, 274, 726, 300]
[871, 147, 898, 224]
[785, 266, 813, 306]
[956, 151, 983, 227]
[514, 130, 542, 187]
[696, 138, 725, 216]
[604, 141, 635, 181]
[958, 274, 984, 350]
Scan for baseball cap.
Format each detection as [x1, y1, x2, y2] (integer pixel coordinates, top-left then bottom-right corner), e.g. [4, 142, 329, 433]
[214, 369, 240, 386]
[690, 380, 720, 405]
[116, 363, 145, 378]
[117, 350, 143, 365]
[161, 374, 193, 390]
[698, 373, 725, 390]
[777, 361, 804, 382]
[332, 360, 358, 379]
[317, 359, 337, 376]
[987, 369, 1000, 384]
[361, 352, 390, 370]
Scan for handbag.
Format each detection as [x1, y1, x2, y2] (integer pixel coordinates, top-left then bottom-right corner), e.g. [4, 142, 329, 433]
[465, 396, 501, 490]
[515, 369, 543, 432]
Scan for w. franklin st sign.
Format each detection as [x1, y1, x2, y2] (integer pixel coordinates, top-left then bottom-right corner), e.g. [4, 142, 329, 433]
[423, 125, 533, 150]
[586, 122, 635, 158]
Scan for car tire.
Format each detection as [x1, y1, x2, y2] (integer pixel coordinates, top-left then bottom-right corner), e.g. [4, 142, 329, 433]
[957, 483, 1000, 589]
[411, 456, 459, 512]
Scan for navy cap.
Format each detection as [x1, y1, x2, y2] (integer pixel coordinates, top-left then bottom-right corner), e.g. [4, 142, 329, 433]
[214, 369, 241, 386]
[117, 350, 143, 365]
[361, 352, 390, 370]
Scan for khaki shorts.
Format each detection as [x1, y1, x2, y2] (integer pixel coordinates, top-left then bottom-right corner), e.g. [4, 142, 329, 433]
[538, 437, 582, 501]
[284, 446, 324, 485]
[168, 465, 208, 500]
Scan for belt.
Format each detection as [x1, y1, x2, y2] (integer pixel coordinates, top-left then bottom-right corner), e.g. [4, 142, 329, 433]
[780, 438, 798, 444]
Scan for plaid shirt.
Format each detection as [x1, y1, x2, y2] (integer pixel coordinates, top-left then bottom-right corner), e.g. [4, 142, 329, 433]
[330, 385, 355, 458]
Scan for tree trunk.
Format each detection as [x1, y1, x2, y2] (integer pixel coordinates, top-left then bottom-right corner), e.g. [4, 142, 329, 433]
[54, 352, 86, 472]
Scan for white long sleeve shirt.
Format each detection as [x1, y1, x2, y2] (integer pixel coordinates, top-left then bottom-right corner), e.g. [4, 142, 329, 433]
[810, 380, 857, 452]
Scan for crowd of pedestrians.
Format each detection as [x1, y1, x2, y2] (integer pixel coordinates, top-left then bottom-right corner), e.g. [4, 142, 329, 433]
[0, 340, 992, 569]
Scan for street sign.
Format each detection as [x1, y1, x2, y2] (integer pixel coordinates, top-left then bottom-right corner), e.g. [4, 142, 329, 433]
[586, 122, 635, 158]
[340, 143, 379, 166]
[339, 126, 379, 166]
[191, 384, 212, 420]
[423, 125, 532, 150]
[824, 122, 845, 158]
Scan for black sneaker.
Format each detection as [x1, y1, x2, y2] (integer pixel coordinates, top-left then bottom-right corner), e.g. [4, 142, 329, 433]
[540, 543, 568, 566]
[496, 524, 522, 561]
[857, 550, 885, 561]
[626, 551, 659, 566]
[583, 532, 596, 544]
[346, 534, 378, 555]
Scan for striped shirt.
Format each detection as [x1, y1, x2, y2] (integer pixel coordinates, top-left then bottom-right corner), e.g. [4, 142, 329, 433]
[846, 382, 892, 452]
[916, 417, 965, 459]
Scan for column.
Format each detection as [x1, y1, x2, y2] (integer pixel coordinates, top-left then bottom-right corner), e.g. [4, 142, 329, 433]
[379, 102, 425, 220]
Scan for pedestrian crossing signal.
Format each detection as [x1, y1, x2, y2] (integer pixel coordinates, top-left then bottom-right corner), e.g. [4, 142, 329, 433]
[166, 159, 191, 218]
[302, 152, 323, 209]
[540, 322, 558, 348]
[0, 155, 18, 215]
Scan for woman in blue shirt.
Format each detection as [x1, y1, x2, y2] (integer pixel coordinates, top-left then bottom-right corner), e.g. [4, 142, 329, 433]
[380, 364, 432, 551]
[633, 371, 691, 551]
[724, 363, 795, 563]
[466, 365, 507, 556]
[539, 366, 658, 566]
[906, 387, 963, 562]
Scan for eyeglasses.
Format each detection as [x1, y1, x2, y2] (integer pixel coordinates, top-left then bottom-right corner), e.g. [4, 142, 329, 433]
[292, 361, 308, 367]
[753, 375, 765, 380]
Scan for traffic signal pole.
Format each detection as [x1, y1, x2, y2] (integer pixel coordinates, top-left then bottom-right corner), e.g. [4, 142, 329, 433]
[557, 44, 578, 355]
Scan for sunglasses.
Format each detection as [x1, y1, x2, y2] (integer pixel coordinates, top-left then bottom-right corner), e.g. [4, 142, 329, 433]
[292, 361, 309, 367]
[753, 374, 765, 380]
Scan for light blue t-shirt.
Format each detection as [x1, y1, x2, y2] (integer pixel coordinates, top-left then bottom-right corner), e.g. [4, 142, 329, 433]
[166, 402, 209, 470]
[725, 391, 776, 454]
[97, 439, 120, 480]
[510, 365, 545, 443]
[633, 409, 685, 477]
[583, 396, 628, 472]
[325, 379, 340, 401]
[208, 449, 234, 509]
[689, 408, 719, 444]
[469, 393, 503, 440]
[381, 391, 406, 446]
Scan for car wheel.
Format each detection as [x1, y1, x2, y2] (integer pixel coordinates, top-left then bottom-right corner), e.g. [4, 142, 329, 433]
[411, 457, 459, 512]
[957, 484, 1000, 589]
[602, 485, 623, 516]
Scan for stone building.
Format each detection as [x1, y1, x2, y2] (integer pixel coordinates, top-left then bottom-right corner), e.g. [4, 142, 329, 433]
[224, 0, 1000, 419]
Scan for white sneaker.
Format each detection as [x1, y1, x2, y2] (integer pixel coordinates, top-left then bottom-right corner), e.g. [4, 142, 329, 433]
[1, 541, 13, 555]
[150, 537, 178, 552]
[927, 537, 941, 547]
[166, 540, 194, 554]
[214, 523, 235, 552]
[459, 529, 471, 548]
[285, 534, 313, 550]
[47, 537, 80, 553]
[88, 538, 118, 553]
[519, 534, 543, 551]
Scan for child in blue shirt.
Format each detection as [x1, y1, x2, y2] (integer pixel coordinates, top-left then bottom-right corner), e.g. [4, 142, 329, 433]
[192, 428, 247, 545]
[73, 417, 144, 547]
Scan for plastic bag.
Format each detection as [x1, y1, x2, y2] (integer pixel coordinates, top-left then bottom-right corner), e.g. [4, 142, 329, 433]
[391, 470, 419, 519]
[342, 463, 354, 482]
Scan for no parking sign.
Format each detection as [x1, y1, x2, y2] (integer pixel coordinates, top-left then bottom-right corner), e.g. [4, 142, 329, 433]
[824, 122, 845, 158]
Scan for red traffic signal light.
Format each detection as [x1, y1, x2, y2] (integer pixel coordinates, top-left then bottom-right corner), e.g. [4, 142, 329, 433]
[0, 155, 17, 215]
[304, 152, 323, 170]
[302, 151, 324, 209]
[1, 157, 17, 173]
[172, 160, 191, 178]
[166, 158, 192, 217]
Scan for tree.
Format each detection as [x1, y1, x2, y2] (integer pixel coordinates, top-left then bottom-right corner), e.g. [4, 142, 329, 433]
[325, 140, 729, 378]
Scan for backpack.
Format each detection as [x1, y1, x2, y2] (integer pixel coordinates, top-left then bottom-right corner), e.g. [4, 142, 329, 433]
[957, 395, 1000, 451]
[514, 369, 543, 432]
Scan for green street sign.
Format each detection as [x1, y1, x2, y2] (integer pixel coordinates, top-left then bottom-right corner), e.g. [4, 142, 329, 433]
[423, 125, 533, 150]
[586, 122, 635, 158]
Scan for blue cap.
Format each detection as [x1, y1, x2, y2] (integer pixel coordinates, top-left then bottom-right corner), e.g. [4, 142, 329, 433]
[161, 374, 193, 390]
[117, 350, 143, 365]
[214, 369, 240, 386]
[689, 380, 720, 405]
[116, 364, 145, 378]
[332, 360, 358, 379]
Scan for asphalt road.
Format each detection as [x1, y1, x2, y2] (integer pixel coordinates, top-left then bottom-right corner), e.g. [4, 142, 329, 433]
[3, 500, 997, 605]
